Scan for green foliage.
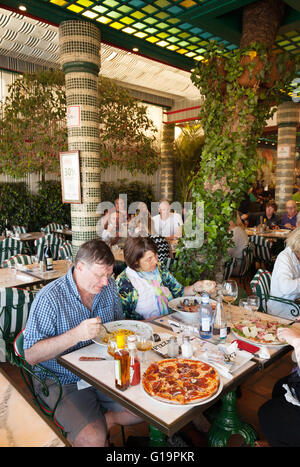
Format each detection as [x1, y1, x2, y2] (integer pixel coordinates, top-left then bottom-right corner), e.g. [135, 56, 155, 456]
[0, 181, 70, 232]
[173, 124, 205, 204]
[0, 71, 159, 178]
[173, 42, 299, 282]
[101, 179, 154, 210]
[33, 180, 71, 229]
[0, 70, 67, 178]
[98, 77, 159, 175]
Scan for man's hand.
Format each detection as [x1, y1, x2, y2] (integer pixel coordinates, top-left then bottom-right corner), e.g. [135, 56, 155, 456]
[74, 316, 102, 342]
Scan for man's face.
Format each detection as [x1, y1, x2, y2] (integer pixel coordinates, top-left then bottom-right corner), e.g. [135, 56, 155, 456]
[266, 206, 274, 218]
[158, 202, 170, 218]
[76, 261, 114, 295]
[286, 202, 297, 218]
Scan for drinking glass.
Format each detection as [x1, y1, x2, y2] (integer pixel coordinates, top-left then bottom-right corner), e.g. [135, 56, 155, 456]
[222, 280, 238, 323]
[239, 298, 252, 319]
[65, 256, 73, 270]
[247, 295, 260, 317]
[136, 334, 154, 374]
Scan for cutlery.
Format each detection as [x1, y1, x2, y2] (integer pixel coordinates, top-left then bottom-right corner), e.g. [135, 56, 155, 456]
[288, 319, 299, 326]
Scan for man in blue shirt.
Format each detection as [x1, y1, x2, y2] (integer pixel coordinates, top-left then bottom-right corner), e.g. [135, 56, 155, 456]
[24, 239, 142, 446]
[281, 200, 298, 229]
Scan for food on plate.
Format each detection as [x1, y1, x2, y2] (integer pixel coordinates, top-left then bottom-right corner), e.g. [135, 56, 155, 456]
[232, 317, 287, 345]
[142, 359, 220, 404]
[102, 328, 135, 343]
[180, 298, 200, 313]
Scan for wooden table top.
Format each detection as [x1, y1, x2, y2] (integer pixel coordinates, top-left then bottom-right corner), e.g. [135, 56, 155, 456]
[246, 228, 290, 240]
[0, 232, 45, 242]
[0, 260, 71, 288]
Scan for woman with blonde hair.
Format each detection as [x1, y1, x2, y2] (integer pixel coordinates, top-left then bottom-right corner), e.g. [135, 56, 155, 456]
[228, 212, 248, 275]
[268, 227, 300, 319]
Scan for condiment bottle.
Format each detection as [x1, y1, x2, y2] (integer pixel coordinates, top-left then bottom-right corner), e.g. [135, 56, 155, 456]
[181, 335, 193, 358]
[168, 336, 179, 358]
[114, 334, 130, 391]
[213, 296, 227, 342]
[127, 335, 141, 386]
[199, 292, 214, 339]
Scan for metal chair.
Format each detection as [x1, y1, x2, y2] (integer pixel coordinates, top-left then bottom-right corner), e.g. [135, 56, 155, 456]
[58, 241, 73, 260]
[248, 235, 274, 270]
[250, 269, 300, 317]
[0, 287, 35, 364]
[13, 329, 65, 436]
[232, 242, 255, 287]
[0, 237, 23, 267]
[34, 234, 63, 261]
[2, 254, 33, 268]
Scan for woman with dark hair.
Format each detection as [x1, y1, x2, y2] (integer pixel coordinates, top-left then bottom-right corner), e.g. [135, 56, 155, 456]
[115, 236, 215, 320]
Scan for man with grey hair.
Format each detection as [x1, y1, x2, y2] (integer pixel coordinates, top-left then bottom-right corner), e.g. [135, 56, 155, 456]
[152, 199, 183, 238]
[281, 200, 298, 230]
[23, 239, 142, 446]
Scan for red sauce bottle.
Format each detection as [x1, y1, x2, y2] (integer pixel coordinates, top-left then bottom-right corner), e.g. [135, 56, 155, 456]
[128, 335, 141, 386]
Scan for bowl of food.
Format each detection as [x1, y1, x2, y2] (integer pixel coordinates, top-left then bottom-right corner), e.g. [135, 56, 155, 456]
[92, 320, 153, 347]
[168, 296, 201, 322]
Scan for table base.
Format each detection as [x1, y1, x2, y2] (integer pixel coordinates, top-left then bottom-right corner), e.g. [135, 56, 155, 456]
[207, 391, 258, 447]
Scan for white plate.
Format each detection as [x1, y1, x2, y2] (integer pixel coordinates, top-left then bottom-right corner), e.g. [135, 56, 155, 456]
[231, 329, 288, 348]
[92, 320, 153, 346]
[168, 296, 215, 322]
[141, 362, 223, 406]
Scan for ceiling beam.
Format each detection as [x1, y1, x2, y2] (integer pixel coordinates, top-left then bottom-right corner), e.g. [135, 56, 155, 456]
[283, 0, 300, 14]
[177, 0, 256, 21]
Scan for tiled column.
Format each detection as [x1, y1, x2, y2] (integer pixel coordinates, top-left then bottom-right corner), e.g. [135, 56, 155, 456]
[160, 123, 175, 202]
[59, 20, 101, 257]
[275, 101, 299, 215]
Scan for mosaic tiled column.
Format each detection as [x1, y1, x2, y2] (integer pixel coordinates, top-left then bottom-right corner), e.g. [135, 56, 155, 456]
[59, 20, 101, 257]
[275, 102, 299, 215]
[160, 123, 175, 202]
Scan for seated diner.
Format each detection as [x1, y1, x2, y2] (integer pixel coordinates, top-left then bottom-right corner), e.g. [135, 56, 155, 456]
[116, 236, 215, 320]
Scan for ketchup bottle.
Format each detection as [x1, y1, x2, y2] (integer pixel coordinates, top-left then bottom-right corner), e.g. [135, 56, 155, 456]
[127, 335, 141, 386]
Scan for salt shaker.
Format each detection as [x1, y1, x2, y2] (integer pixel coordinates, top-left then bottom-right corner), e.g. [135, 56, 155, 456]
[181, 335, 193, 358]
[168, 336, 179, 358]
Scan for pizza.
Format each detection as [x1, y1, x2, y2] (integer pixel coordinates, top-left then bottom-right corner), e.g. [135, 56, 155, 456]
[232, 317, 287, 346]
[142, 359, 220, 405]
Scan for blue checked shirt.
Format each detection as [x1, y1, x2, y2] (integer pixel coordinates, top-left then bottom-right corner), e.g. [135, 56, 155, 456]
[23, 267, 124, 385]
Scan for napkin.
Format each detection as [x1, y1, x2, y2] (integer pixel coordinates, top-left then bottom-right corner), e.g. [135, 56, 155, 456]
[77, 379, 91, 390]
[257, 346, 270, 359]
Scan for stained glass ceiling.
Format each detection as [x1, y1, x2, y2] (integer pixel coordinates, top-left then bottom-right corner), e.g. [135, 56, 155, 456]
[0, 0, 299, 71]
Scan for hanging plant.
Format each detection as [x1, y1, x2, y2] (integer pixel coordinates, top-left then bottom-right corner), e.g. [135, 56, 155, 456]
[173, 2, 299, 283]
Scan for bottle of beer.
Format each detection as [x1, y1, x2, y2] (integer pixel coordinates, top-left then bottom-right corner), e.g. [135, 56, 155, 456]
[44, 239, 53, 271]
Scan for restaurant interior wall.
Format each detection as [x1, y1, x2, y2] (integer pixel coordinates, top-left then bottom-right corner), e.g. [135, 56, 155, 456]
[0, 67, 162, 199]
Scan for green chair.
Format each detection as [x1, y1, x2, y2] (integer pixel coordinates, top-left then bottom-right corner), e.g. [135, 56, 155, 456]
[2, 254, 33, 268]
[223, 257, 236, 280]
[0, 287, 35, 364]
[0, 237, 23, 267]
[12, 225, 27, 234]
[250, 269, 300, 317]
[42, 223, 64, 234]
[248, 235, 274, 270]
[233, 242, 255, 287]
[13, 329, 65, 436]
[34, 234, 63, 261]
[58, 241, 73, 260]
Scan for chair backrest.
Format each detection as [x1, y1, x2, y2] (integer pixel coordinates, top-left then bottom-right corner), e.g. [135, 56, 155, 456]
[13, 225, 27, 234]
[2, 254, 33, 268]
[58, 241, 73, 260]
[224, 257, 235, 280]
[0, 237, 23, 267]
[43, 223, 64, 234]
[34, 234, 63, 261]
[250, 269, 271, 312]
[238, 242, 254, 277]
[0, 287, 35, 363]
[248, 235, 272, 262]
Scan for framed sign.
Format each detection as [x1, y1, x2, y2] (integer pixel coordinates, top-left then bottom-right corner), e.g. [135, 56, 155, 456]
[277, 145, 290, 159]
[60, 151, 81, 204]
[67, 105, 81, 128]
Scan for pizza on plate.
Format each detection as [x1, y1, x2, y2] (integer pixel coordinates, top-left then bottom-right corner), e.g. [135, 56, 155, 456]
[142, 359, 220, 405]
[232, 317, 287, 345]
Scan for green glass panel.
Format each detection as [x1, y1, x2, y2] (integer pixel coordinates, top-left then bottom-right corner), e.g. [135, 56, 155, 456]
[145, 27, 158, 34]
[154, 0, 171, 7]
[92, 5, 108, 13]
[167, 18, 180, 24]
[107, 11, 122, 18]
[178, 40, 189, 46]
[168, 27, 180, 34]
[142, 5, 158, 14]
[103, 0, 119, 7]
[156, 22, 168, 29]
[178, 32, 190, 38]
[278, 40, 289, 46]
[157, 32, 169, 38]
[167, 36, 179, 43]
[133, 22, 147, 29]
[144, 17, 158, 24]
[285, 30, 297, 37]
[117, 5, 133, 13]
[189, 36, 200, 43]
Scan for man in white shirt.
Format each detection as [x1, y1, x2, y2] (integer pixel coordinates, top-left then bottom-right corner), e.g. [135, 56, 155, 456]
[151, 200, 183, 238]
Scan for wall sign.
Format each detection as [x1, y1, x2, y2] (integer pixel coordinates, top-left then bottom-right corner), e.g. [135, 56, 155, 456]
[67, 105, 81, 128]
[60, 151, 81, 204]
[277, 145, 291, 159]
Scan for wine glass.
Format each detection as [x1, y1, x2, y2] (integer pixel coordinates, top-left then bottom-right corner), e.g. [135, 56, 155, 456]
[65, 256, 73, 270]
[239, 298, 252, 319]
[247, 295, 260, 317]
[136, 333, 154, 374]
[222, 280, 238, 323]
